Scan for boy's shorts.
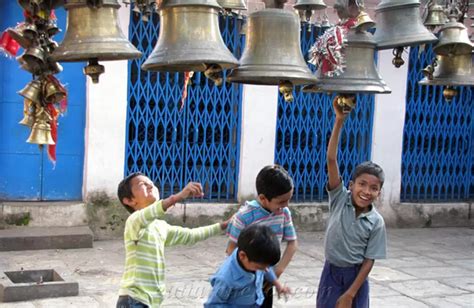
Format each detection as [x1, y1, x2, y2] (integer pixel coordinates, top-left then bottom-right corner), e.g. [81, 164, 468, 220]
[116, 295, 149, 308]
[316, 261, 369, 308]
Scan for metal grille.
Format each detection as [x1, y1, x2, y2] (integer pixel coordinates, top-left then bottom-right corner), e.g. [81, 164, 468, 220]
[401, 45, 473, 202]
[275, 23, 375, 202]
[126, 12, 243, 201]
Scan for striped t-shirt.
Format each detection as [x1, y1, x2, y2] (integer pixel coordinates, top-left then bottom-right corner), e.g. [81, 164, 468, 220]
[227, 200, 297, 243]
[118, 200, 221, 307]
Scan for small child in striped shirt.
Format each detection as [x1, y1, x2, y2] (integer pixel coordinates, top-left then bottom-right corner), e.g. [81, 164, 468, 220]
[116, 172, 228, 308]
[226, 165, 298, 307]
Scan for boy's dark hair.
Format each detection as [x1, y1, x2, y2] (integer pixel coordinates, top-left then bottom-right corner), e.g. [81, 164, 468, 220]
[256, 165, 294, 201]
[237, 224, 281, 266]
[117, 172, 144, 214]
[352, 161, 385, 188]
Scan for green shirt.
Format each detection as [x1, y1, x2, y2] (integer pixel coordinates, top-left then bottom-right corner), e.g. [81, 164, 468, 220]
[118, 200, 221, 307]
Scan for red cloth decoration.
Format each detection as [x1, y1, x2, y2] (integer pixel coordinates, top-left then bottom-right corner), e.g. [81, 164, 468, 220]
[308, 18, 357, 77]
[46, 103, 58, 165]
[0, 30, 20, 57]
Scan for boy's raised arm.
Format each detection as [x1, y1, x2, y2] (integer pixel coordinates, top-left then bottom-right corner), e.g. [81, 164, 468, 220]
[125, 182, 204, 241]
[327, 97, 350, 191]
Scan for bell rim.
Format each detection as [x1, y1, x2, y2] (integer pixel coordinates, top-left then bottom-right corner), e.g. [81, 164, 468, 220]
[419, 76, 474, 86]
[433, 43, 474, 56]
[307, 78, 392, 94]
[228, 71, 319, 85]
[375, 0, 420, 12]
[162, 0, 221, 9]
[141, 61, 239, 72]
[375, 35, 438, 49]
[293, 4, 327, 11]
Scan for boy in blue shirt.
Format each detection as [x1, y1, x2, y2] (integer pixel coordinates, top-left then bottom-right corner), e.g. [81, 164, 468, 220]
[226, 165, 297, 307]
[317, 99, 387, 308]
[205, 224, 290, 307]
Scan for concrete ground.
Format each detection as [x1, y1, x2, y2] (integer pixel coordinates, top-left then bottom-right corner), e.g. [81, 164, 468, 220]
[0, 227, 472, 308]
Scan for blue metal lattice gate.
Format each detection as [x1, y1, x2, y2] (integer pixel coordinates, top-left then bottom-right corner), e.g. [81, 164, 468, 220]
[401, 45, 473, 202]
[126, 12, 243, 201]
[275, 23, 375, 202]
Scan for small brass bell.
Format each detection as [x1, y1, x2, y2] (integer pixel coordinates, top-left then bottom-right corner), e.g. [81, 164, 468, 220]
[353, 10, 375, 32]
[51, 0, 142, 83]
[228, 9, 318, 102]
[294, 0, 327, 23]
[336, 94, 356, 114]
[18, 46, 47, 75]
[433, 16, 473, 56]
[442, 87, 458, 102]
[7, 23, 37, 49]
[46, 20, 61, 37]
[27, 106, 55, 145]
[217, 0, 247, 11]
[18, 99, 36, 127]
[142, 0, 239, 76]
[44, 80, 67, 103]
[18, 79, 43, 103]
[423, 1, 448, 30]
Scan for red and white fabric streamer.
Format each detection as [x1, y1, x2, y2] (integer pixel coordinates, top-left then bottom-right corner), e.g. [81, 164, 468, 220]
[308, 18, 357, 77]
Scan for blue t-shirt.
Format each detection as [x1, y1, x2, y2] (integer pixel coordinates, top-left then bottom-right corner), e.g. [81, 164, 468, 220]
[324, 182, 387, 267]
[227, 200, 297, 243]
[204, 250, 276, 307]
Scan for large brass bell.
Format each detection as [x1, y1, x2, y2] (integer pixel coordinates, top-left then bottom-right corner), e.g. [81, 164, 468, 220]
[27, 106, 55, 145]
[419, 53, 474, 86]
[18, 79, 43, 103]
[50, 0, 142, 83]
[423, 1, 448, 30]
[217, 0, 247, 11]
[419, 53, 474, 101]
[303, 29, 391, 94]
[228, 9, 318, 102]
[432, 16, 473, 56]
[374, 0, 437, 49]
[141, 0, 239, 79]
[294, 0, 327, 23]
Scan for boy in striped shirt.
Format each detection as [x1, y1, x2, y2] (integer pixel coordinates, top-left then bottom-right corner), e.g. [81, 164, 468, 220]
[226, 165, 298, 307]
[116, 172, 228, 308]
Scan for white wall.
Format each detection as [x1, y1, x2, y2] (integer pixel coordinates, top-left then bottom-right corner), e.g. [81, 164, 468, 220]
[237, 84, 279, 201]
[83, 5, 131, 199]
[371, 49, 409, 213]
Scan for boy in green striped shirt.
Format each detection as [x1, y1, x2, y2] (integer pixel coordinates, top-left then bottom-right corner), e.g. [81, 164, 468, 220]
[116, 172, 228, 308]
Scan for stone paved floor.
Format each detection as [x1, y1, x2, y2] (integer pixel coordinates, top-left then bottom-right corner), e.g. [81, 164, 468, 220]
[0, 227, 472, 307]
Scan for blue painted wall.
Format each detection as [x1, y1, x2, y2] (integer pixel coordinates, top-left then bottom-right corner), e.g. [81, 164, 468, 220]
[0, 3, 85, 200]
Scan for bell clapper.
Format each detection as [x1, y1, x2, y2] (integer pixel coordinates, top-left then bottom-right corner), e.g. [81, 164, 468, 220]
[443, 86, 458, 101]
[336, 94, 356, 114]
[392, 47, 405, 68]
[204, 64, 224, 86]
[279, 81, 294, 103]
[84, 59, 105, 84]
